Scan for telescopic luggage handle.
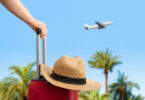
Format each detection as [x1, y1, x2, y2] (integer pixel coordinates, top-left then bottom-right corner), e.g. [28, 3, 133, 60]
[33, 29, 46, 81]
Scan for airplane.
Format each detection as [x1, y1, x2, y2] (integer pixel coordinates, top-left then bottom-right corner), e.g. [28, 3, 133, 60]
[84, 21, 112, 30]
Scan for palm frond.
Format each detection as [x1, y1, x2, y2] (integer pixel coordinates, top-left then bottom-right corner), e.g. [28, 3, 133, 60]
[1, 63, 36, 100]
[88, 49, 122, 73]
[109, 71, 141, 100]
[9, 65, 23, 81]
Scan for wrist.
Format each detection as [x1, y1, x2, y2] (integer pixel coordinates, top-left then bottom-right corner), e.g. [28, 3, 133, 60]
[25, 17, 36, 25]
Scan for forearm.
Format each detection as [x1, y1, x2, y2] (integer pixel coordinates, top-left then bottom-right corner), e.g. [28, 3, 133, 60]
[1, 0, 34, 24]
[0, 0, 47, 39]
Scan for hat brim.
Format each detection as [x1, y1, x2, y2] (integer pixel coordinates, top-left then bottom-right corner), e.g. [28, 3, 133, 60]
[40, 64, 101, 91]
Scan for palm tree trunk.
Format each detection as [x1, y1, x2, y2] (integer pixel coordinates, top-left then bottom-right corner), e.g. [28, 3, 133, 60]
[23, 96, 27, 100]
[105, 73, 108, 93]
[120, 93, 124, 100]
[121, 95, 124, 100]
[104, 68, 108, 93]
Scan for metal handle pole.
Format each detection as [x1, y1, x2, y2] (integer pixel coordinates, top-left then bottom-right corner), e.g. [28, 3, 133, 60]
[43, 37, 46, 64]
[35, 29, 41, 80]
[33, 29, 47, 80]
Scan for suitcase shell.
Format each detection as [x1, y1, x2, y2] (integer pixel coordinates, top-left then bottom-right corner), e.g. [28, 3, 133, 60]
[28, 80, 78, 100]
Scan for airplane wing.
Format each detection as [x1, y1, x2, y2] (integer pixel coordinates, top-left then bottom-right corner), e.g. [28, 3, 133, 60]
[84, 24, 99, 30]
[95, 21, 102, 26]
[102, 21, 112, 26]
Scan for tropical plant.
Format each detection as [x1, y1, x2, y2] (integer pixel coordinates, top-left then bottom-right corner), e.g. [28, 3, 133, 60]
[0, 77, 20, 100]
[109, 71, 140, 100]
[79, 90, 111, 100]
[88, 49, 122, 93]
[0, 62, 36, 100]
[133, 94, 144, 100]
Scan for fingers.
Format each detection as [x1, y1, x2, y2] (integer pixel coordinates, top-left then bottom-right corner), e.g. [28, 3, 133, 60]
[41, 35, 45, 39]
[27, 18, 48, 39]
[40, 24, 48, 39]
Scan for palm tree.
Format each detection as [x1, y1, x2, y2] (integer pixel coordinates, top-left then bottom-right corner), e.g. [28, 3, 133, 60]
[109, 71, 140, 100]
[0, 62, 36, 100]
[88, 49, 122, 93]
[0, 77, 20, 100]
[133, 94, 144, 100]
[79, 90, 111, 100]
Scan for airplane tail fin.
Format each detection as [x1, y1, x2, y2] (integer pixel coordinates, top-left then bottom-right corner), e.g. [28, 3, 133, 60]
[84, 24, 89, 30]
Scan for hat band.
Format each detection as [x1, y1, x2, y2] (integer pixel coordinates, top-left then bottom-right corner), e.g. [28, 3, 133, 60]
[50, 71, 86, 85]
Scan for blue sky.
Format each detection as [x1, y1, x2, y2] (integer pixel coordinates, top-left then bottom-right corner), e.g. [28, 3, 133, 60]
[0, 0, 145, 96]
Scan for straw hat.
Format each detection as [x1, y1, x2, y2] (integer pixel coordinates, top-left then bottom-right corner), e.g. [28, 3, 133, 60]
[41, 56, 101, 91]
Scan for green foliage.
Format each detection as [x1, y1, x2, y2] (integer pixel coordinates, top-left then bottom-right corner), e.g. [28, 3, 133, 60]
[79, 90, 111, 100]
[0, 77, 20, 100]
[88, 49, 122, 72]
[133, 94, 145, 100]
[0, 62, 36, 100]
[109, 71, 142, 100]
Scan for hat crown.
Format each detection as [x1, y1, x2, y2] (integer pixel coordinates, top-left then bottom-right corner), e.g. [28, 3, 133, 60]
[53, 56, 86, 78]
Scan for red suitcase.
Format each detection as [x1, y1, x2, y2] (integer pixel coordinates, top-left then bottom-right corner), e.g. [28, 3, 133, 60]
[28, 80, 78, 100]
[28, 29, 78, 100]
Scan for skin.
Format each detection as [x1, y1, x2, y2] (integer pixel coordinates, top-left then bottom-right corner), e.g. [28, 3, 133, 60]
[0, 0, 47, 39]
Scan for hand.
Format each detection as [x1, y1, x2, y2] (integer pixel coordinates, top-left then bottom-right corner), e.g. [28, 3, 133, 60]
[27, 18, 47, 39]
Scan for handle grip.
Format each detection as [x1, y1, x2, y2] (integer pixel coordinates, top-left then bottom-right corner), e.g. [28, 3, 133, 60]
[36, 28, 41, 35]
[33, 29, 46, 80]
